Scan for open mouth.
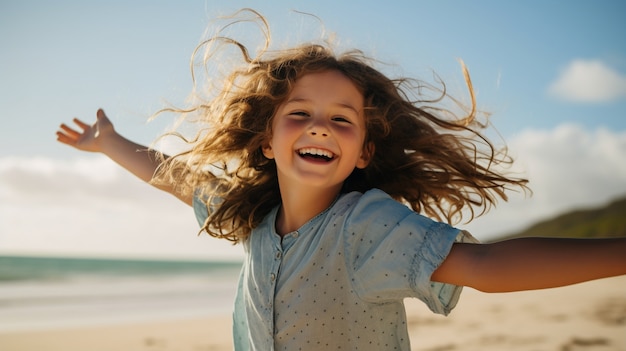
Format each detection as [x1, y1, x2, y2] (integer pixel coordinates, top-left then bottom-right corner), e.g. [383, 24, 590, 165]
[297, 147, 335, 162]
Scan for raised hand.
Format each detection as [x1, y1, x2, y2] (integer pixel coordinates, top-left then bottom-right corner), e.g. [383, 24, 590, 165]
[56, 109, 115, 153]
[55, 108, 191, 204]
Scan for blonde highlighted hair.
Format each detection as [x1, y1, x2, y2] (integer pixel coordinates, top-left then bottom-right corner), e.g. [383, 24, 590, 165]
[154, 9, 528, 242]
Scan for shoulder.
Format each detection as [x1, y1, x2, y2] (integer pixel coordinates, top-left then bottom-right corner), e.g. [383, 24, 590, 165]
[337, 189, 470, 251]
[337, 188, 425, 228]
[335, 188, 397, 212]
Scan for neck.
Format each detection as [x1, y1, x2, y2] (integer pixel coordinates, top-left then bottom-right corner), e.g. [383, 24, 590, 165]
[275, 184, 341, 236]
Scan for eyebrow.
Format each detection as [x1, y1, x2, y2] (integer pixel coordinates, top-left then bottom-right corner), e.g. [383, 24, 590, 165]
[284, 98, 361, 114]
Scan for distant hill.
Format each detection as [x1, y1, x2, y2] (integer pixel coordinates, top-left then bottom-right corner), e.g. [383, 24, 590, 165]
[493, 196, 626, 241]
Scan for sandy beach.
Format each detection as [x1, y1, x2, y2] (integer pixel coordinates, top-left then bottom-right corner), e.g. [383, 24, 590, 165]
[1, 275, 624, 351]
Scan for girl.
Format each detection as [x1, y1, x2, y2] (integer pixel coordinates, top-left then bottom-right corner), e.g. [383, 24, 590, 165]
[56, 9, 625, 351]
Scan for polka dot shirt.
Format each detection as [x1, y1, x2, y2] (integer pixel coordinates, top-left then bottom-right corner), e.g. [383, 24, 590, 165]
[194, 189, 476, 350]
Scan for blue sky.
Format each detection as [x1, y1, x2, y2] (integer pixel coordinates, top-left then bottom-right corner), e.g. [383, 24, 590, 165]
[1, 1, 625, 260]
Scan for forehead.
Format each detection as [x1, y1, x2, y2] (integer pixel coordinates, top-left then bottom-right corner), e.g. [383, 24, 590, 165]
[287, 70, 364, 107]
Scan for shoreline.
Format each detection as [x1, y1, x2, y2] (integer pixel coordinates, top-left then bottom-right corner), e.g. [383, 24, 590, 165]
[1, 276, 624, 351]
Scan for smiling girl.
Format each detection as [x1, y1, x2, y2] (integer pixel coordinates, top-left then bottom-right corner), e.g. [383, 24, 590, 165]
[56, 9, 626, 351]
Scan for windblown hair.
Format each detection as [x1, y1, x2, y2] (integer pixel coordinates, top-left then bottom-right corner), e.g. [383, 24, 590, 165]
[154, 9, 529, 243]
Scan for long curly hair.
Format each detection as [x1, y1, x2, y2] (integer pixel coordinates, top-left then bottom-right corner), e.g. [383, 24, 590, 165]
[153, 9, 529, 243]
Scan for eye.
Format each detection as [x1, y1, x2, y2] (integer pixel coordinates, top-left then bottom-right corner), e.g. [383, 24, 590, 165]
[332, 116, 352, 124]
[289, 111, 309, 117]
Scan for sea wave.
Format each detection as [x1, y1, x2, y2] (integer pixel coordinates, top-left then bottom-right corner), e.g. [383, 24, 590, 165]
[0, 256, 241, 332]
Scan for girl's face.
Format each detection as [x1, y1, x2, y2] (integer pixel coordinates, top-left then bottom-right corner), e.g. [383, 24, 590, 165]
[263, 70, 373, 194]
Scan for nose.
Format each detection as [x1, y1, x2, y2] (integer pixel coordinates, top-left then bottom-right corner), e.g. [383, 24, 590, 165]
[310, 130, 328, 137]
[308, 118, 330, 137]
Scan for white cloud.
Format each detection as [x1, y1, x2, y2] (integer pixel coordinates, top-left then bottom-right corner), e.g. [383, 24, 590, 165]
[464, 123, 626, 240]
[0, 156, 243, 260]
[548, 59, 626, 103]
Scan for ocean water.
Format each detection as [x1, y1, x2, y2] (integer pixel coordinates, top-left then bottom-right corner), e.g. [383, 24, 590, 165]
[0, 256, 242, 332]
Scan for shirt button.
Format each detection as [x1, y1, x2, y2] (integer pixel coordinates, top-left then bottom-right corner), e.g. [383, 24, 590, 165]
[275, 251, 282, 259]
[292, 231, 299, 238]
[270, 273, 276, 281]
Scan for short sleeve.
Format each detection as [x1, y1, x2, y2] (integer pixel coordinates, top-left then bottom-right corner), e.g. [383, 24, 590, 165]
[426, 229, 478, 314]
[345, 189, 478, 316]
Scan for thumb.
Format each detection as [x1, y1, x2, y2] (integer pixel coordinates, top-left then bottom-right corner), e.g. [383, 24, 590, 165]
[96, 108, 113, 127]
[94, 108, 114, 136]
[96, 108, 107, 121]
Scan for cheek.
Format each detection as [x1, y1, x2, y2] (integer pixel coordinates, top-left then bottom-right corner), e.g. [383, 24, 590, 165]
[278, 118, 306, 134]
[334, 126, 366, 148]
[272, 120, 304, 147]
[338, 127, 362, 138]
[266, 131, 292, 161]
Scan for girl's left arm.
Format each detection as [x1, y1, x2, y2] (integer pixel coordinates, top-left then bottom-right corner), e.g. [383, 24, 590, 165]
[431, 237, 626, 293]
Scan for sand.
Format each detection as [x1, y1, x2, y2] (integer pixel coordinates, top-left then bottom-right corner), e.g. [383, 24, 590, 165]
[1, 275, 624, 351]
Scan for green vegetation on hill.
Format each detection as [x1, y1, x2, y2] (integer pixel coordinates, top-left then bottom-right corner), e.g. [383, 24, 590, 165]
[495, 196, 626, 241]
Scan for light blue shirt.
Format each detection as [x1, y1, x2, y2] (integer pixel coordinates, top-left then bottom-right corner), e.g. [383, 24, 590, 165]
[194, 188, 476, 350]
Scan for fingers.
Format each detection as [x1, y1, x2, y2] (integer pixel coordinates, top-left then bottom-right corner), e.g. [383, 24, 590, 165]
[56, 130, 77, 146]
[56, 123, 79, 144]
[59, 123, 81, 137]
[57, 121, 85, 140]
[72, 118, 90, 130]
[57, 118, 89, 145]
[56, 125, 82, 146]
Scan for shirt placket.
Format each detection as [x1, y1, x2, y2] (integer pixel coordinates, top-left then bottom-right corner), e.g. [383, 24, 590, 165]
[272, 230, 299, 338]
[266, 239, 282, 341]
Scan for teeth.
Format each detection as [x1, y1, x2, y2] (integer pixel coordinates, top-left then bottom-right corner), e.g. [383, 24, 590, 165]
[298, 148, 334, 159]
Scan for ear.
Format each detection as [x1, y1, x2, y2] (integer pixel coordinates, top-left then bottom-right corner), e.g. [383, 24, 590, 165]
[356, 141, 374, 169]
[262, 142, 274, 159]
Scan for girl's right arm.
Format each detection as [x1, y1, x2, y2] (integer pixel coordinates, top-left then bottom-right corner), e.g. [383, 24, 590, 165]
[56, 109, 192, 205]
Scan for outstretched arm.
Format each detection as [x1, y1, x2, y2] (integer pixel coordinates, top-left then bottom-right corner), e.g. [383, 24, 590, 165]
[56, 109, 192, 205]
[432, 237, 626, 293]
